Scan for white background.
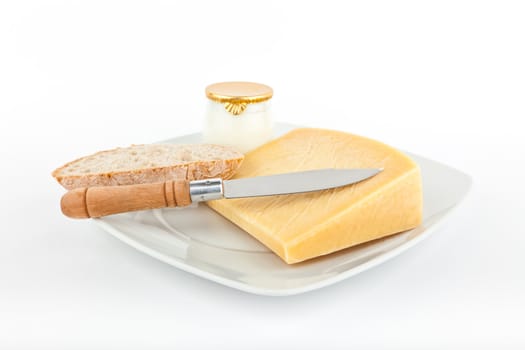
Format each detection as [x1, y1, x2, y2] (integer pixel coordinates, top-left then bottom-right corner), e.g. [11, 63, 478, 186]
[1, 1, 524, 349]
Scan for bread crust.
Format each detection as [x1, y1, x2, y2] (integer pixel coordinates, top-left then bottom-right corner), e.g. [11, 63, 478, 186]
[52, 145, 244, 190]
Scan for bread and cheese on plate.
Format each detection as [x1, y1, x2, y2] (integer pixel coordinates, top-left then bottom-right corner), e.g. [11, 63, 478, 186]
[53, 129, 422, 265]
[207, 128, 423, 264]
[52, 144, 244, 190]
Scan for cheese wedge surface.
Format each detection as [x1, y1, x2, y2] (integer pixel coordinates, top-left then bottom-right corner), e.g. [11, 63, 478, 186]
[207, 128, 423, 264]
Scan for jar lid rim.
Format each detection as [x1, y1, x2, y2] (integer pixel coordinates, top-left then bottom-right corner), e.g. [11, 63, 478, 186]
[205, 82, 273, 104]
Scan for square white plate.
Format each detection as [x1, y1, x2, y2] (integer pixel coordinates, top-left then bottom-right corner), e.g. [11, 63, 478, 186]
[95, 124, 472, 296]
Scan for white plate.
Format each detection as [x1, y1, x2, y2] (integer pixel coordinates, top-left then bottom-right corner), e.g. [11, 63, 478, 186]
[95, 124, 472, 296]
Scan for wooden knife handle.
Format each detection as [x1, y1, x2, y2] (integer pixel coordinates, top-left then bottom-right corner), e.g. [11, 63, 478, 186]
[61, 180, 192, 219]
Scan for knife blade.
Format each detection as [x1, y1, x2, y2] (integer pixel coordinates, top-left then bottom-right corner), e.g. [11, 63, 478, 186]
[61, 168, 382, 219]
[190, 168, 382, 202]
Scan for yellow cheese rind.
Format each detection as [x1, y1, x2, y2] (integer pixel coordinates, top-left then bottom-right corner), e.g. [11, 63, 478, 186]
[207, 128, 423, 264]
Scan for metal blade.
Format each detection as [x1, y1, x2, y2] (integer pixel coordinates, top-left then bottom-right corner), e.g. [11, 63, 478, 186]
[222, 168, 382, 199]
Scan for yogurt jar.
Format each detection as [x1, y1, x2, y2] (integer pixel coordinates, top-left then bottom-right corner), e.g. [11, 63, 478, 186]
[202, 81, 273, 153]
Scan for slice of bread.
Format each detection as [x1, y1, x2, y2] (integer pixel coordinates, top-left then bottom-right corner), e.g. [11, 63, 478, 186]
[52, 144, 244, 190]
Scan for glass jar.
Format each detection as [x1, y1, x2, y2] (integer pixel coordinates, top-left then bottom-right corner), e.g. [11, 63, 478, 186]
[202, 81, 273, 153]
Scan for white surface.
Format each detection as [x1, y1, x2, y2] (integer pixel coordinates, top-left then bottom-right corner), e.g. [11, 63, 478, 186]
[1, 1, 524, 349]
[203, 100, 273, 153]
[97, 124, 472, 296]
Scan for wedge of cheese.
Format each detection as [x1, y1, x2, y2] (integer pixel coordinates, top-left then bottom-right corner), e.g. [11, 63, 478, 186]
[207, 128, 423, 264]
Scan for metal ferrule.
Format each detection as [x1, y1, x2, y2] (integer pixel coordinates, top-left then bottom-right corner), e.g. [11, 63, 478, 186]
[189, 178, 224, 202]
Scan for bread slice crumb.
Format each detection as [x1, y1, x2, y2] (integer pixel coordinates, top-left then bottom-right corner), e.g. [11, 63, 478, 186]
[52, 144, 244, 190]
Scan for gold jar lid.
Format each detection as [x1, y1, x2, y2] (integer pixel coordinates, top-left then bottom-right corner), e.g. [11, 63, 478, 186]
[205, 81, 273, 116]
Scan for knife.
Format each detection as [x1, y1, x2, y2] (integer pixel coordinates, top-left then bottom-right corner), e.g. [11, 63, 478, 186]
[61, 168, 382, 219]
